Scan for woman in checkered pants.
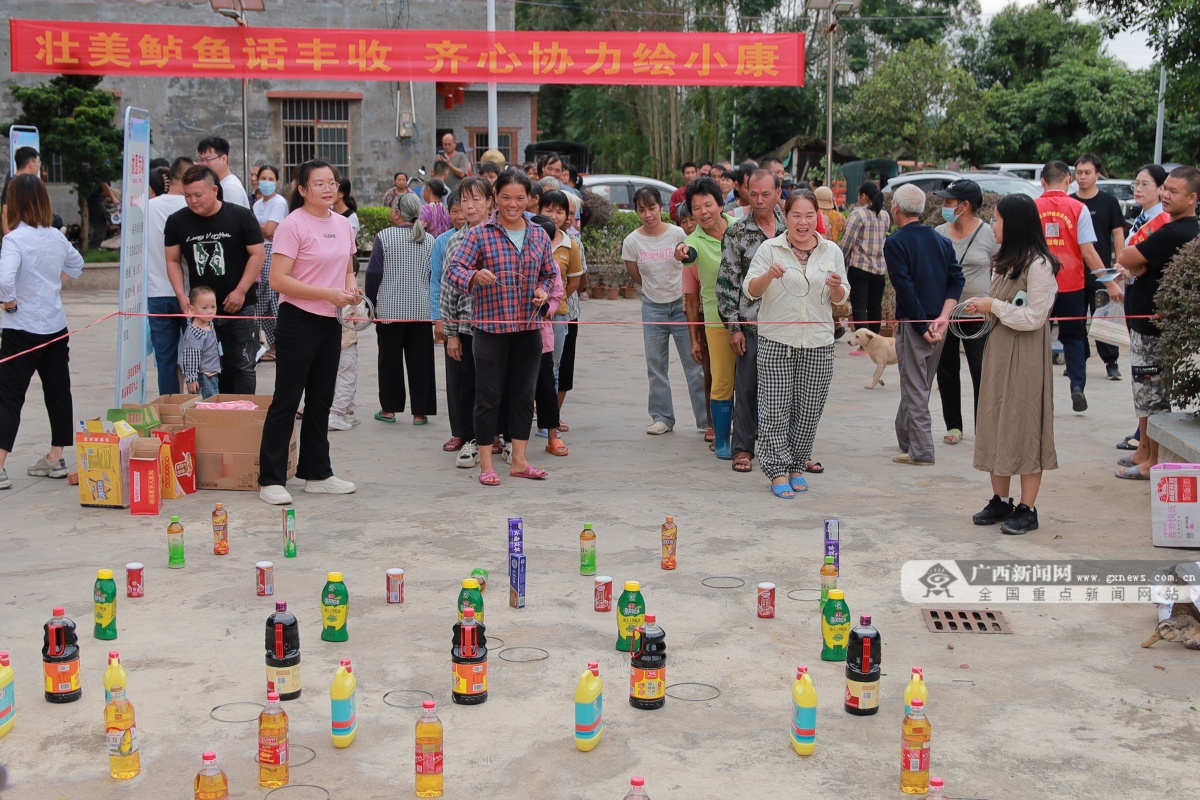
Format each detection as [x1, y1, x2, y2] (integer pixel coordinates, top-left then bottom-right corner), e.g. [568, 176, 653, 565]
[743, 190, 848, 499]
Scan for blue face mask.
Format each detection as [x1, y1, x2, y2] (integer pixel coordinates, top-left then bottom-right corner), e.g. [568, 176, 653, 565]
[259, 180, 276, 196]
[940, 205, 959, 224]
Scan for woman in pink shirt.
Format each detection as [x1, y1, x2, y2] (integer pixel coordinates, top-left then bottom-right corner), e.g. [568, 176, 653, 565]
[257, 160, 361, 506]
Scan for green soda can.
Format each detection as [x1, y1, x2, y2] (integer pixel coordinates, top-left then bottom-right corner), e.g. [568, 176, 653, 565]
[458, 578, 484, 622]
[616, 580, 645, 652]
[470, 568, 489, 592]
[94, 569, 117, 640]
[321, 571, 349, 642]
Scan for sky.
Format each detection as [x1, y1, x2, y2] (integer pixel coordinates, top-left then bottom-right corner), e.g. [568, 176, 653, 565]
[978, 0, 1156, 70]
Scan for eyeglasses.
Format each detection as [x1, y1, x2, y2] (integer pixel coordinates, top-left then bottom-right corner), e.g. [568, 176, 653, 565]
[308, 181, 339, 191]
[1131, 181, 1157, 190]
[196, 154, 224, 165]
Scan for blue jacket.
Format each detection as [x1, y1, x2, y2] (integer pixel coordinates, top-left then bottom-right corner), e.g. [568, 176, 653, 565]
[883, 222, 965, 336]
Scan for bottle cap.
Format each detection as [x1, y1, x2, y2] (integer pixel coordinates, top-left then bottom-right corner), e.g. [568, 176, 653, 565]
[645, 613, 656, 623]
[170, 515, 180, 523]
[327, 572, 344, 582]
[0, 652, 9, 666]
[913, 666, 923, 674]
[827, 589, 844, 600]
[588, 661, 599, 675]
[463, 608, 476, 619]
[825, 555, 835, 563]
[631, 777, 645, 787]
[108, 651, 120, 660]
[665, 515, 674, 523]
[930, 777, 944, 788]
[267, 692, 280, 702]
[341, 658, 352, 666]
[275, 601, 287, 612]
[911, 698, 924, 708]
[423, 699, 436, 709]
[97, 568, 113, 579]
[797, 665, 808, 676]
[202, 751, 217, 763]
[214, 502, 223, 509]
[462, 578, 480, 589]
[860, 614, 871, 625]
[52, 606, 65, 616]
[583, 522, 592, 529]
[624, 580, 641, 592]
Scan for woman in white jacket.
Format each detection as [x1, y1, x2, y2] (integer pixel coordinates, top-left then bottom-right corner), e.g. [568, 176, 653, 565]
[744, 190, 848, 499]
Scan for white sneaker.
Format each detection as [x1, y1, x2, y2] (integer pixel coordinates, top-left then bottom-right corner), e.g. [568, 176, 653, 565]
[501, 442, 513, 464]
[328, 414, 353, 431]
[456, 440, 480, 469]
[305, 475, 356, 494]
[646, 421, 673, 435]
[260, 485, 293, 505]
[345, 413, 362, 427]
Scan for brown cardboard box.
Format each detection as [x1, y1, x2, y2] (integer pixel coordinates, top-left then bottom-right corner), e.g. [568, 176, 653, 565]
[124, 394, 199, 425]
[184, 394, 296, 491]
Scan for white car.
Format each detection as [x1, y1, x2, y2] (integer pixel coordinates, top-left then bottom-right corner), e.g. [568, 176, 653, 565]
[582, 174, 676, 210]
[884, 170, 1042, 198]
[1096, 178, 1138, 220]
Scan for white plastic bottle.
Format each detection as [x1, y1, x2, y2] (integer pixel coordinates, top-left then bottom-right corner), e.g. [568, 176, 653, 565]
[623, 776, 650, 799]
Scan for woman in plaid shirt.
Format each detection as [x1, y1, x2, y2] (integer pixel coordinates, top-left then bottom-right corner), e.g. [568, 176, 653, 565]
[446, 171, 558, 486]
[841, 182, 892, 338]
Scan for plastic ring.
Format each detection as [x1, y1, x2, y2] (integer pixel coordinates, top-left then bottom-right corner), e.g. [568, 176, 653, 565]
[382, 690, 435, 709]
[665, 682, 721, 701]
[209, 701, 264, 723]
[497, 647, 550, 662]
[787, 588, 821, 602]
[264, 786, 331, 800]
[701, 576, 745, 589]
[255, 743, 314, 767]
[487, 636, 505, 650]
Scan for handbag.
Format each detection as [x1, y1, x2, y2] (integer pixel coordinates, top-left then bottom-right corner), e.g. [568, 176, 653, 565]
[1088, 300, 1131, 348]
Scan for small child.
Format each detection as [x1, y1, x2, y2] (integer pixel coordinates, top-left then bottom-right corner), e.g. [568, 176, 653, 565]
[328, 299, 363, 431]
[180, 286, 221, 399]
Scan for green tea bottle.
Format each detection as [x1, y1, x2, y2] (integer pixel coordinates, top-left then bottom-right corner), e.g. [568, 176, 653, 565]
[615, 580, 645, 652]
[321, 572, 349, 642]
[821, 588, 851, 661]
[94, 569, 117, 640]
[458, 578, 484, 623]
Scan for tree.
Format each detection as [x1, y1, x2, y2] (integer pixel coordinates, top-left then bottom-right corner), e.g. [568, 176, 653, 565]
[4, 75, 123, 247]
[967, 2, 1101, 90]
[843, 0, 978, 74]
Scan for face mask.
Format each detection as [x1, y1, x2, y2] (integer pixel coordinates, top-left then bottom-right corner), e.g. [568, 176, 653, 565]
[259, 181, 276, 196]
[941, 205, 959, 224]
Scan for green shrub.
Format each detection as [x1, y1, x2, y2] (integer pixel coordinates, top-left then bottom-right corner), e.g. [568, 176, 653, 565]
[1155, 236, 1200, 412]
[581, 209, 642, 285]
[83, 248, 120, 263]
[356, 206, 392, 252]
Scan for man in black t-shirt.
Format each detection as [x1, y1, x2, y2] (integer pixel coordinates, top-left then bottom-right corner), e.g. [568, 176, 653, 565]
[164, 165, 265, 394]
[1072, 154, 1127, 379]
[1116, 165, 1200, 480]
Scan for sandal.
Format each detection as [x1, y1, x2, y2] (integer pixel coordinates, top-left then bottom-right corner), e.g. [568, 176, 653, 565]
[509, 465, 548, 480]
[803, 460, 824, 474]
[704, 427, 715, 443]
[732, 452, 753, 473]
[545, 440, 569, 457]
[1115, 437, 1139, 451]
[943, 429, 963, 445]
[443, 436, 464, 452]
[1115, 465, 1149, 481]
[789, 474, 809, 493]
[258, 351, 276, 363]
[374, 411, 396, 423]
[1117, 455, 1138, 468]
[413, 415, 427, 425]
[478, 469, 501, 486]
[492, 438, 504, 455]
[557, 422, 570, 433]
[770, 483, 794, 499]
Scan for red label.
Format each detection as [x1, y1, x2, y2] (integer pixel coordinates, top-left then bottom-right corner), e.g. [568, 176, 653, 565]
[902, 744, 930, 773]
[415, 747, 444, 775]
[757, 589, 775, 618]
[594, 582, 611, 611]
[1157, 475, 1198, 504]
[258, 735, 288, 766]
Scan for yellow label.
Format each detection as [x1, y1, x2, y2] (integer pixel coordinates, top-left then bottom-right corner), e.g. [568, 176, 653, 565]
[94, 602, 115, 628]
[617, 612, 645, 640]
[266, 664, 301, 694]
[845, 677, 880, 710]
[323, 604, 348, 631]
[452, 662, 487, 694]
[630, 666, 665, 700]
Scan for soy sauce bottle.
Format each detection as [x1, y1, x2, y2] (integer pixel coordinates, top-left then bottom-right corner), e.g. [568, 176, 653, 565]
[43, 607, 82, 703]
[451, 608, 488, 705]
[844, 614, 880, 716]
[629, 613, 666, 710]
[265, 602, 301, 700]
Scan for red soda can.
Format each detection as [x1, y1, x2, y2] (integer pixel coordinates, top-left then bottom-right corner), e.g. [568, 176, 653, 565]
[594, 576, 613, 612]
[126, 562, 144, 598]
[757, 582, 776, 618]
[387, 568, 405, 604]
[256, 561, 274, 596]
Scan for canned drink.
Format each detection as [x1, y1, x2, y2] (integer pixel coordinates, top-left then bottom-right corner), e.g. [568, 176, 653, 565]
[387, 568, 405, 604]
[471, 568, 488, 592]
[594, 576, 613, 612]
[757, 582, 776, 619]
[257, 561, 274, 596]
[126, 562, 144, 598]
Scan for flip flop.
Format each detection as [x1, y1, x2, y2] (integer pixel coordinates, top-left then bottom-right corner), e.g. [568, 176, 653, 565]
[804, 460, 824, 474]
[374, 411, 396, 423]
[943, 429, 963, 445]
[1115, 438, 1138, 451]
[510, 465, 548, 480]
[1117, 455, 1137, 468]
[545, 440, 569, 457]
[478, 469, 501, 486]
[412, 416, 428, 425]
[771, 483, 794, 499]
[704, 427, 715, 443]
[732, 452, 753, 473]
[789, 474, 809, 493]
[1115, 465, 1149, 481]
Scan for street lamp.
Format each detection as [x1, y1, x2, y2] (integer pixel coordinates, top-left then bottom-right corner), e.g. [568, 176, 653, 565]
[806, 0, 862, 186]
[209, 0, 265, 187]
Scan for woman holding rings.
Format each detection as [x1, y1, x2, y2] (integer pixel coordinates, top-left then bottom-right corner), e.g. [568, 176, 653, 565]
[743, 190, 848, 499]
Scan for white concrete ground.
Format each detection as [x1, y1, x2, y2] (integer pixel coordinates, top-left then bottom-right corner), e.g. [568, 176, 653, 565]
[0, 290, 1195, 800]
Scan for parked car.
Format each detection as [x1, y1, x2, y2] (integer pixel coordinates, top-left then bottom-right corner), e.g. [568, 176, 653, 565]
[884, 170, 1042, 198]
[1096, 178, 1138, 220]
[979, 162, 1073, 184]
[582, 174, 676, 210]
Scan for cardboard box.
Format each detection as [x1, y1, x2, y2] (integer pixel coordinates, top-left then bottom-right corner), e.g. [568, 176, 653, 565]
[129, 437, 165, 516]
[184, 394, 296, 491]
[151, 424, 196, 497]
[1151, 463, 1200, 548]
[509, 553, 527, 609]
[106, 406, 161, 438]
[124, 394, 199, 425]
[75, 420, 137, 508]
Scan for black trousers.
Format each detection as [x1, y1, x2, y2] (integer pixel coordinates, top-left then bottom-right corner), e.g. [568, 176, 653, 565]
[445, 333, 476, 441]
[559, 321, 579, 393]
[376, 321, 437, 416]
[935, 322, 987, 432]
[0, 328, 73, 453]
[1085, 281, 1120, 365]
[848, 267, 886, 333]
[258, 304, 341, 486]
[213, 315, 258, 395]
[535, 351, 561, 431]
[473, 329, 541, 445]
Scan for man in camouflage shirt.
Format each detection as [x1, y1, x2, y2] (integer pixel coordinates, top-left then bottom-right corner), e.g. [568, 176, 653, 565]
[716, 169, 785, 473]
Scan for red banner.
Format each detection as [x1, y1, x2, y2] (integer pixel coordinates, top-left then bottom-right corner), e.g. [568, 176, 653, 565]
[10, 19, 804, 87]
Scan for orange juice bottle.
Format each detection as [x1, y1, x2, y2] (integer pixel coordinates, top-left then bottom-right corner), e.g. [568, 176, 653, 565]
[258, 691, 289, 788]
[193, 751, 229, 799]
[104, 683, 140, 779]
[660, 516, 677, 570]
[901, 697, 931, 794]
[415, 699, 444, 797]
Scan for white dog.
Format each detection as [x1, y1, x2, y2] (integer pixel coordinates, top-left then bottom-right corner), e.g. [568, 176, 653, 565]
[846, 329, 897, 389]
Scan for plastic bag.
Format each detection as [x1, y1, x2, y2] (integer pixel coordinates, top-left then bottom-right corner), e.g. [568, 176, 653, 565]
[1088, 301, 1130, 348]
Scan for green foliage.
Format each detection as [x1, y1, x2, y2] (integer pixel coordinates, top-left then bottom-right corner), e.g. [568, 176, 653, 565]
[82, 248, 121, 263]
[565, 87, 653, 176]
[732, 85, 822, 159]
[580, 206, 642, 283]
[843, 0, 974, 73]
[1154, 237, 1200, 411]
[969, 2, 1101, 90]
[355, 206, 392, 252]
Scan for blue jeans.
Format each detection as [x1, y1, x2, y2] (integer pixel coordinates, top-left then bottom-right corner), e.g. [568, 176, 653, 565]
[551, 313, 569, 388]
[197, 373, 220, 399]
[642, 298, 707, 429]
[148, 296, 185, 396]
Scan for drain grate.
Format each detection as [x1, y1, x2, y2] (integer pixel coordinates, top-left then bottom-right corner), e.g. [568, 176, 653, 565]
[921, 608, 1012, 634]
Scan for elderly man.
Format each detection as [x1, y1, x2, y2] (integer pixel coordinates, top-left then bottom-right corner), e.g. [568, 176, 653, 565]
[884, 184, 964, 466]
[438, 132, 471, 190]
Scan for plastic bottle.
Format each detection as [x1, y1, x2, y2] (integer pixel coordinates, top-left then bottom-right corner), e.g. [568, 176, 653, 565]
[900, 697, 932, 794]
[194, 751, 230, 799]
[615, 580, 646, 652]
[660, 516, 677, 570]
[457, 578, 484, 623]
[265, 602, 301, 700]
[103, 650, 127, 706]
[574, 661, 603, 751]
[623, 776, 651, 799]
[330, 658, 357, 748]
[451, 608, 488, 705]
[93, 569, 117, 640]
[0, 652, 14, 737]
[212, 502, 229, 555]
[904, 667, 928, 716]
[820, 589, 851, 662]
[928, 777, 945, 798]
[790, 665, 817, 756]
[105, 681, 140, 779]
[415, 699, 444, 797]
[580, 523, 596, 576]
[42, 607, 82, 703]
[819, 556, 838, 610]
[629, 613, 666, 710]
[258, 691, 289, 788]
[320, 572, 349, 642]
[845, 614, 881, 716]
[167, 515, 185, 568]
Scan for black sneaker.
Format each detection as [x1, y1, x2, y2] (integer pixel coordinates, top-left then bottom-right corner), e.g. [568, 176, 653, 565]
[1000, 504, 1039, 535]
[1106, 363, 1122, 381]
[973, 495, 1015, 525]
[1071, 389, 1088, 412]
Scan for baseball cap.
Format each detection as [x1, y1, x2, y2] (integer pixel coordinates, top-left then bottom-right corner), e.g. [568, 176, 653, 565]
[933, 179, 983, 207]
[781, 178, 798, 190]
[814, 185, 835, 209]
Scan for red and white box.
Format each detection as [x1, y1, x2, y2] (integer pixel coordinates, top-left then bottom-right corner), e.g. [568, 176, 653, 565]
[129, 437, 165, 516]
[1151, 463, 1200, 549]
[151, 424, 196, 497]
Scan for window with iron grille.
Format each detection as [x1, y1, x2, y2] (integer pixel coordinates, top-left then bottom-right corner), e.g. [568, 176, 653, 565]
[45, 153, 66, 184]
[469, 129, 516, 167]
[281, 98, 351, 184]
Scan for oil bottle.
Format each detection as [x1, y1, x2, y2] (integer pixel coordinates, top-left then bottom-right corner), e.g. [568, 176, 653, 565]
[258, 691, 289, 788]
[104, 681, 140, 779]
[330, 658, 357, 747]
[844, 614, 880, 716]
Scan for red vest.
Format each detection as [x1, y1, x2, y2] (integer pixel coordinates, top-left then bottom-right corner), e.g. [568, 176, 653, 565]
[1035, 190, 1086, 292]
